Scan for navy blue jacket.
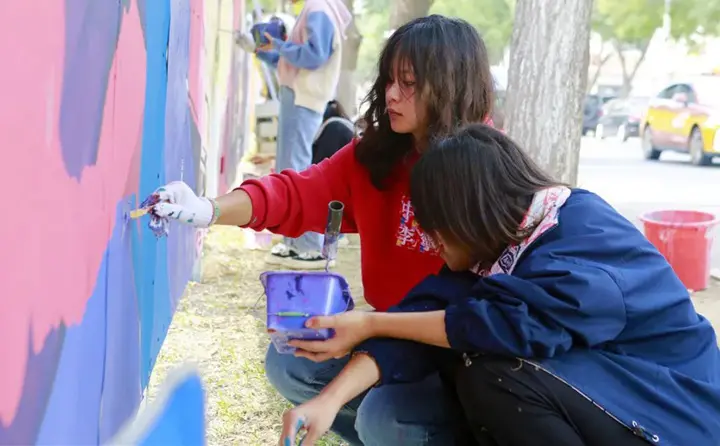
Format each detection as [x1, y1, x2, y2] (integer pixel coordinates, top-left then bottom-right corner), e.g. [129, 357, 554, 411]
[356, 189, 720, 445]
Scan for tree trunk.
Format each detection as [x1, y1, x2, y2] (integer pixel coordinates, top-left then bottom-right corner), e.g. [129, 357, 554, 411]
[389, 0, 433, 30]
[336, 0, 362, 116]
[505, 0, 593, 186]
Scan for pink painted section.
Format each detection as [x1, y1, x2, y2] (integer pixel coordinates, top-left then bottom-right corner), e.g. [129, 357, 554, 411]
[0, 1, 145, 425]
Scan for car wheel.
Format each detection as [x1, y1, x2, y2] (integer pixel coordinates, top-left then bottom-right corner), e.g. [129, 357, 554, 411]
[689, 127, 712, 166]
[642, 126, 661, 160]
[618, 124, 629, 142]
[596, 124, 605, 139]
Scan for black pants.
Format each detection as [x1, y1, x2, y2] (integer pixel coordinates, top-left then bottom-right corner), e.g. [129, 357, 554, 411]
[454, 356, 651, 446]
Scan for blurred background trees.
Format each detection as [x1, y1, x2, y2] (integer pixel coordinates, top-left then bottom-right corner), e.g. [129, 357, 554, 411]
[245, 0, 720, 182]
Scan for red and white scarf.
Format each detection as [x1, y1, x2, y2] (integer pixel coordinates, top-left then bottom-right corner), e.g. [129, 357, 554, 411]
[472, 186, 572, 277]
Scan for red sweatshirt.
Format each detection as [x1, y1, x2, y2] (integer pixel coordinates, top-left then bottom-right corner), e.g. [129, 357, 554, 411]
[238, 140, 444, 311]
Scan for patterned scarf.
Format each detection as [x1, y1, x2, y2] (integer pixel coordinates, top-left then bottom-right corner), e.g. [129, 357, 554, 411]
[472, 186, 572, 277]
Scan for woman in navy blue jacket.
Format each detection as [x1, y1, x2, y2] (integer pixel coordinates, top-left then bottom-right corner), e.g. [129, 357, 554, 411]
[279, 124, 720, 446]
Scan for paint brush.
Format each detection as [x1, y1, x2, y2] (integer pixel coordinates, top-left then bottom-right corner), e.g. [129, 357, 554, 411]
[267, 311, 311, 317]
[129, 207, 150, 219]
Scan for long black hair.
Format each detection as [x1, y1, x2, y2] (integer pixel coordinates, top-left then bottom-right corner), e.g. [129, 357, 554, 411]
[410, 124, 562, 267]
[355, 15, 494, 190]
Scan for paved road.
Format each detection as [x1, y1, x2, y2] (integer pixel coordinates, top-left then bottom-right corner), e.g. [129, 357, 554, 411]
[577, 136, 720, 271]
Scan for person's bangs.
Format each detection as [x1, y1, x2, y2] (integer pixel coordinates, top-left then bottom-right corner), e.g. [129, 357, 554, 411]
[381, 27, 432, 89]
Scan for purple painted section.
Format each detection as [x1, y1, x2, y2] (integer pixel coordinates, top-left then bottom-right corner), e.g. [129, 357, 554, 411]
[165, 0, 198, 310]
[0, 327, 65, 445]
[58, 0, 122, 179]
[35, 257, 108, 444]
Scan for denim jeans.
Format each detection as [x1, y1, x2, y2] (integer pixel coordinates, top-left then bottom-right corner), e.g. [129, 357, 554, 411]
[264, 344, 461, 445]
[275, 86, 324, 253]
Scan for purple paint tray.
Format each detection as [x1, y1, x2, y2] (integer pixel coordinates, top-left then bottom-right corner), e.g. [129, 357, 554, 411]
[260, 271, 354, 354]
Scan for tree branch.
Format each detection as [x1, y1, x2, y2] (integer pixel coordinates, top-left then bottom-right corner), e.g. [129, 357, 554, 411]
[628, 40, 651, 81]
[588, 51, 612, 92]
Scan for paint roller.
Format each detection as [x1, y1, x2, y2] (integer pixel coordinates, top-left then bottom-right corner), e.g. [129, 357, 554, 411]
[322, 201, 344, 270]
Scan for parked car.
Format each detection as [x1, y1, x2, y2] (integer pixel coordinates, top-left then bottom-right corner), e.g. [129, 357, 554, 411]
[583, 94, 615, 135]
[595, 97, 649, 141]
[642, 75, 720, 165]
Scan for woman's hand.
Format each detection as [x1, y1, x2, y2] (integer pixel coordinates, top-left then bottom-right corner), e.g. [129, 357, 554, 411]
[255, 32, 275, 53]
[290, 311, 375, 362]
[279, 395, 341, 446]
[152, 181, 215, 228]
[234, 30, 256, 52]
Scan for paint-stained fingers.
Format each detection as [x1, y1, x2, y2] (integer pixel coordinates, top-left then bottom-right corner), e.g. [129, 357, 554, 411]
[279, 413, 305, 446]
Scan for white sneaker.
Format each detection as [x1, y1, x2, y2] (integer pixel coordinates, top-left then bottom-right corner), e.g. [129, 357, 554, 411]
[265, 243, 296, 266]
[282, 251, 335, 270]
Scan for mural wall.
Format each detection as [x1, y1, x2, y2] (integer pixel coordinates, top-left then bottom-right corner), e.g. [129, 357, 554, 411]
[0, 0, 250, 443]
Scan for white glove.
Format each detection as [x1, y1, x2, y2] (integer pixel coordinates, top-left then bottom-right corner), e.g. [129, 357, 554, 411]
[235, 31, 256, 52]
[152, 181, 215, 228]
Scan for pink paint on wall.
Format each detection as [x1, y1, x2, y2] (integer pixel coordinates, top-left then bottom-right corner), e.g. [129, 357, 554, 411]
[0, 1, 146, 425]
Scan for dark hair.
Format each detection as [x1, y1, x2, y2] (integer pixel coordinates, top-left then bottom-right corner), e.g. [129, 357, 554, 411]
[410, 124, 562, 266]
[323, 100, 349, 121]
[355, 15, 494, 190]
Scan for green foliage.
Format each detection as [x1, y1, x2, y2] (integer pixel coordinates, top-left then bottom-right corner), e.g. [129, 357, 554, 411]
[431, 0, 514, 63]
[594, 0, 720, 46]
[245, 0, 277, 15]
[354, 0, 515, 81]
[355, 2, 390, 81]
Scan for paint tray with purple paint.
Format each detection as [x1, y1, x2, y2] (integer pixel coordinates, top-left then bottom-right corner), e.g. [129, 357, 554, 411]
[250, 18, 287, 46]
[261, 271, 354, 354]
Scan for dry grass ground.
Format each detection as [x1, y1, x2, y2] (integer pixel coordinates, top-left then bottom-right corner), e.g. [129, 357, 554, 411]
[146, 227, 363, 445]
[147, 226, 720, 445]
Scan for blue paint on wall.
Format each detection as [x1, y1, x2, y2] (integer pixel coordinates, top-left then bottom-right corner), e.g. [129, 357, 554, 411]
[137, 370, 205, 446]
[99, 199, 142, 444]
[134, 0, 171, 391]
[108, 368, 205, 446]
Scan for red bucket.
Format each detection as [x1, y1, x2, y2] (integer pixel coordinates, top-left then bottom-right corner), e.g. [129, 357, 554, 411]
[640, 210, 719, 291]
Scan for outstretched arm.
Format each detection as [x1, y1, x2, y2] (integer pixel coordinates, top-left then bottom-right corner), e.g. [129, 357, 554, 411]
[216, 142, 358, 236]
[270, 11, 335, 70]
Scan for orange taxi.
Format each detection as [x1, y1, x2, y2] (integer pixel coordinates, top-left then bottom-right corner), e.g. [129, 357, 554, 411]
[641, 74, 720, 166]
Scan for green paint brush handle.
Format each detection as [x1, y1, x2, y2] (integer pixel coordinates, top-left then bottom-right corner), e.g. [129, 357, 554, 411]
[269, 311, 311, 317]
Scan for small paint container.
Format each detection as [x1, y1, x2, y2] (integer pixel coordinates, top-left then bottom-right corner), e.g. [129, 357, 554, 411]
[260, 271, 354, 354]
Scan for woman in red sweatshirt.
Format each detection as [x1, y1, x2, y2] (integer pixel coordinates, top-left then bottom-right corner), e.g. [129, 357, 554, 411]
[152, 15, 494, 445]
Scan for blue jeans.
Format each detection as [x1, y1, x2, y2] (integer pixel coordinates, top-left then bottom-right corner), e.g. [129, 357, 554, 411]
[265, 345, 460, 445]
[276, 86, 324, 253]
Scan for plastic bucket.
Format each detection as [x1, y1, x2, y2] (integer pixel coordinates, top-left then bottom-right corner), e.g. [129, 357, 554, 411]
[640, 210, 719, 291]
[260, 271, 354, 354]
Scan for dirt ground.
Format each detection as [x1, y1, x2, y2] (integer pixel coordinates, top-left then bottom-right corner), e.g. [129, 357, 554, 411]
[146, 226, 361, 446]
[147, 226, 720, 446]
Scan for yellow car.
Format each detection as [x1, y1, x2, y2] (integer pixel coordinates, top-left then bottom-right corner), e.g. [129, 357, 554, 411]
[641, 75, 720, 166]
